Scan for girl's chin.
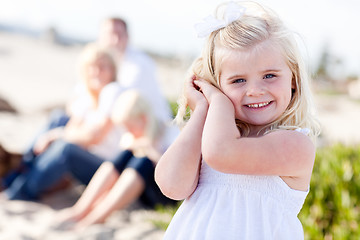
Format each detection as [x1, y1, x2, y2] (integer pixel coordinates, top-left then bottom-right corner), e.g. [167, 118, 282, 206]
[246, 120, 275, 130]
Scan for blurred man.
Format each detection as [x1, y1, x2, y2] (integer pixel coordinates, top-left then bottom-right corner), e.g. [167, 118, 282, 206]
[98, 18, 174, 123]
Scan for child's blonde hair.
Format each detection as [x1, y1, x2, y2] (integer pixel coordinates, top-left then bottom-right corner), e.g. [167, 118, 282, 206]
[176, 1, 320, 140]
[112, 90, 162, 143]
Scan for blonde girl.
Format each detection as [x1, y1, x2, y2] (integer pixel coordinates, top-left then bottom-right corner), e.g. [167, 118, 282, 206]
[155, 1, 320, 239]
[55, 90, 177, 230]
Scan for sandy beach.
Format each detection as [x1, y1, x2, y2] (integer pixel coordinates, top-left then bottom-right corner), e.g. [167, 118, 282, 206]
[1, 31, 360, 239]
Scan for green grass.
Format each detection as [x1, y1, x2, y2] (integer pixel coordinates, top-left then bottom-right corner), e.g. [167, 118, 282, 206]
[151, 202, 182, 230]
[299, 143, 360, 239]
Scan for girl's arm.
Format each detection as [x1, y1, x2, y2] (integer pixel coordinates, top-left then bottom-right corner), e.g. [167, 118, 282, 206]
[197, 80, 315, 186]
[155, 77, 208, 200]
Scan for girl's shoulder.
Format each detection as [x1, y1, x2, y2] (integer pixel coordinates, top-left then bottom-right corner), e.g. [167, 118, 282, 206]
[262, 128, 315, 158]
[265, 127, 313, 143]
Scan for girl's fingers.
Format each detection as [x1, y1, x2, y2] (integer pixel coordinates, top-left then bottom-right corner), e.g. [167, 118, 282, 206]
[194, 80, 212, 94]
[186, 75, 198, 91]
[192, 80, 202, 92]
[193, 79, 224, 104]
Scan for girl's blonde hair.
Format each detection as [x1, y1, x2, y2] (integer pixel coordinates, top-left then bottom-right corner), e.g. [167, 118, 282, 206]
[111, 90, 162, 144]
[176, 1, 320, 140]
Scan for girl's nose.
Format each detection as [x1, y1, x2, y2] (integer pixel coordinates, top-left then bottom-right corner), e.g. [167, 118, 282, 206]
[246, 82, 265, 97]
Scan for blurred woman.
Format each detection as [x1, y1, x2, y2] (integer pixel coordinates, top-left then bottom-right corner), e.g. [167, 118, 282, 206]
[2, 43, 122, 200]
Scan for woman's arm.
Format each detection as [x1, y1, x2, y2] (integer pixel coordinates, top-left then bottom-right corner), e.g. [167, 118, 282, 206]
[33, 127, 66, 155]
[155, 77, 208, 200]
[33, 116, 114, 154]
[63, 116, 114, 147]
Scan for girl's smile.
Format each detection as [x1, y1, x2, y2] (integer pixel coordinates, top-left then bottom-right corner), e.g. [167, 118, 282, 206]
[245, 101, 272, 109]
[219, 40, 294, 134]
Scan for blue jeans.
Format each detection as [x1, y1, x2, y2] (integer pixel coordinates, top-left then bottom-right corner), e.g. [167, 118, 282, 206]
[23, 108, 70, 164]
[112, 150, 176, 207]
[5, 141, 176, 207]
[5, 140, 106, 200]
[2, 109, 70, 189]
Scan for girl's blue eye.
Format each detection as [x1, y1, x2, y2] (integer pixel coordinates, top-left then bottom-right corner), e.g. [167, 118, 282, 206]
[233, 78, 246, 83]
[264, 74, 275, 79]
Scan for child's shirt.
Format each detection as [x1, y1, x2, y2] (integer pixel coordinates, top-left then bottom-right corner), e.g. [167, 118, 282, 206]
[164, 147, 309, 240]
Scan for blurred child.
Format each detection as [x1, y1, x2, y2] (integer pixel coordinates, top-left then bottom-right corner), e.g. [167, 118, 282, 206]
[55, 90, 177, 230]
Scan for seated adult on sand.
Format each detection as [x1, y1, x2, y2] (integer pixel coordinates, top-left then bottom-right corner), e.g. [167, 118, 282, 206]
[1, 43, 123, 200]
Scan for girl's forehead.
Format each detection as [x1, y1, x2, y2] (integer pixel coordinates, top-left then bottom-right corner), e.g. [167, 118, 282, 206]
[217, 41, 292, 82]
[222, 42, 287, 67]
[222, 40, 283, 59]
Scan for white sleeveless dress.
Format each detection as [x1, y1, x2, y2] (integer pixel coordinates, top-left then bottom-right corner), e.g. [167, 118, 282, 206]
[163, 159, 309, 240]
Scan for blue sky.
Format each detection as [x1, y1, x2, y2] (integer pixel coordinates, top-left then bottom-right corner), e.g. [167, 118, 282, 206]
[1, 0, 360, 75]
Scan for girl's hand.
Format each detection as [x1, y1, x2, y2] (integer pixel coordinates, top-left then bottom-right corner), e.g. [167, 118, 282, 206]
[185, 75, 208, 111]
[194, 78, 226, 104]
